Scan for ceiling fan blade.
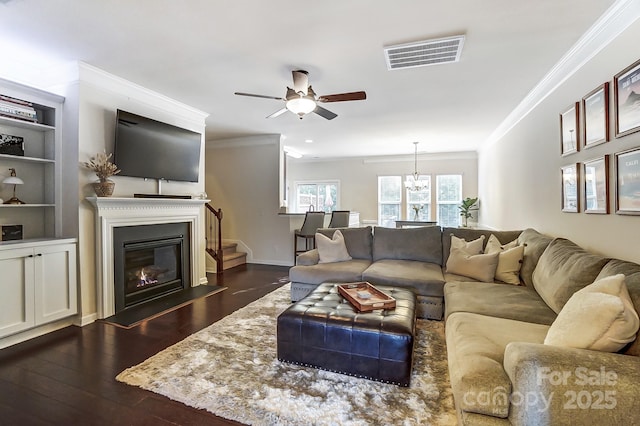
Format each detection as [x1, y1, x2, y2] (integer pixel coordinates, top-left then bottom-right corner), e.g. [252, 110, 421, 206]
[292, 70, 309, 96]
[234, 92, 284, 101]
[317, 91, 367, 103]
[314, 105, 338, 120]
[266, 108, 288, 118]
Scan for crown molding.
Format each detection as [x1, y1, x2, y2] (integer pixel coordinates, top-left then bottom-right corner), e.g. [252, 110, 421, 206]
[481, 0, 640, 151]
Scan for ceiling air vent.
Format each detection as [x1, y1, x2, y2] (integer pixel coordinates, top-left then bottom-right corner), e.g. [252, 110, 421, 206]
[384, 35, 465, 70]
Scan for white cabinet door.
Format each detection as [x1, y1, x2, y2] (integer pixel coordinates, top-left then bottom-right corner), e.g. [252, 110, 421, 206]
[34, 243, 77, 324]
[0, 248, 35, 337]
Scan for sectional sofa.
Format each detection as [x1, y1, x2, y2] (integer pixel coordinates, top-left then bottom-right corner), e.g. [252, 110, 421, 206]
[289, 225, 640, 425]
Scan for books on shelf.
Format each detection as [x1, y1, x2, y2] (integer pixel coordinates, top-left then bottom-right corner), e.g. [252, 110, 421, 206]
[0, 95, 37, 122]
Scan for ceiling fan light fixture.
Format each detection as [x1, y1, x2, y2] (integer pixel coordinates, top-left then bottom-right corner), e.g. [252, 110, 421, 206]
[286, 96, 316, 116]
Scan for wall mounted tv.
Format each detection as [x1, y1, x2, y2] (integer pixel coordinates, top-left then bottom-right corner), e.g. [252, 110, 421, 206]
[114, 109, 202, 183]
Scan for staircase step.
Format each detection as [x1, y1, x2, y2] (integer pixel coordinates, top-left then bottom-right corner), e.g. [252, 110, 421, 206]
[223, 251, 247, 270]
[221, 242, 238, 256]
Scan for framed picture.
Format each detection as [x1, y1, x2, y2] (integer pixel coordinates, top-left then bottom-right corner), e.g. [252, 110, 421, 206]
[615, 147, 640, 215]
[560, 102, 580, 155]
[614, 59, 640, 138]
[561, 163, 580, 212]
[583, 155, 609, 214]
[582, 83, 609, 148]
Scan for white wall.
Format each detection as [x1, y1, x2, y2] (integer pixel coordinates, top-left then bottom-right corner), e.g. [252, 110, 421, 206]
[478, 19, 640, 263]
[287, 152, 478, 223]
[57, 63, 208, 323]
[205, 135, 293, 266]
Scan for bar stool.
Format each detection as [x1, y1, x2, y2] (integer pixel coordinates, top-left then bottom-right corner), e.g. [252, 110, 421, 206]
[294, 211, 325, 262]
[328, 210, 350, 228]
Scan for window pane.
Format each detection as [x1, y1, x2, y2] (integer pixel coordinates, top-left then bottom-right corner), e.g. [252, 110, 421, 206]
[379, 204, 400, 227]
[436, 174, 462, 227]
[437, 175, 462, 202]
[378, 176, 401, 202]
[295, 182, 339, 213]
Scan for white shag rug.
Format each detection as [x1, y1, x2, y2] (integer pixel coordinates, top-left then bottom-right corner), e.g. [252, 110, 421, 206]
[116, 284, 457, 425]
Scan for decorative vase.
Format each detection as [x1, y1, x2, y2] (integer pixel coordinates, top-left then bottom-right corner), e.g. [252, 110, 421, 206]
[93, 179, 115, 197]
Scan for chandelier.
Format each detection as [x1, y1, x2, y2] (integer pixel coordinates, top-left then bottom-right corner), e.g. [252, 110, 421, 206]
[404, 142, 429, 192]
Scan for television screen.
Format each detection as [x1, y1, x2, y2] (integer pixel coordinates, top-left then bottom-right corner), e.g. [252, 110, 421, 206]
[114, 110, 202, 182]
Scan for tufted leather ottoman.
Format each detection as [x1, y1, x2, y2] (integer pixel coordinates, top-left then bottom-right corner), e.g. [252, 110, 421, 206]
[277, 283, 417, 386]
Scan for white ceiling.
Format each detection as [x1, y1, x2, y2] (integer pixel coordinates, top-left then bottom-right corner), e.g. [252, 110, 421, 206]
[0, 0, 616, 158]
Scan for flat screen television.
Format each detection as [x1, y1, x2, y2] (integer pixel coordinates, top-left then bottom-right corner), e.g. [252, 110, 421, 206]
[114, 109, 202, 183]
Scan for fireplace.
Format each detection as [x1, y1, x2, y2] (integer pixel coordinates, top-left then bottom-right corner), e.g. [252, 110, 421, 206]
[113, 222, 191, 313]
[88, 196, 208, 319]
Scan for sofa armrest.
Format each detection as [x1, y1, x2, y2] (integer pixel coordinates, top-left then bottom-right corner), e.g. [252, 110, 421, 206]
[504, 341, 640, 426]
[295, 249, 320, 266]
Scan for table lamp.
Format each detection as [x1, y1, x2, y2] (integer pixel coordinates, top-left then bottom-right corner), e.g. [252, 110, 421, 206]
[3, 168, 25, 204]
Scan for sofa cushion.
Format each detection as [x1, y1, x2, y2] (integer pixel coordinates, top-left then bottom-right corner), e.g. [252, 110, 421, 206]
[446, 312, 549, 418]
[362, 259, 445, 297]
[517, 228, 553, 288]
[444, 281, 557, 325]
[596, 259, 640, 356]
[485, 235, 525, 285]
[316, 230, 352, 263]
[289, 259, 371, 285]
[532, 238, 610, 313]
[317, 226, 373, 260]
[372, 226, 442, 264]
[442, 227, 522, 266]
[545, 274, 639, 352]
[446, 248, 499, 282]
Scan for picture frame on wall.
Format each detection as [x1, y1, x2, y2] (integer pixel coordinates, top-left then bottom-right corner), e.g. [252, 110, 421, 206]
[583, 155, 609, 214]
[560, 102, 580, 156]
[615, 147, 640, 215]
[582, 83, 609, 148]
[614, 59, 640, 138]
[561, 163, 580, 213]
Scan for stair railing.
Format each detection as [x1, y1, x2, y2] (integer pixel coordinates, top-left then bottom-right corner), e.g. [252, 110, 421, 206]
[205, 203, 224, 274]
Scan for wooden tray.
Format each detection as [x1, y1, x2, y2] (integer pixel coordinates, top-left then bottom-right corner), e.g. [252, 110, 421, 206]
[337, 282, 396, 312]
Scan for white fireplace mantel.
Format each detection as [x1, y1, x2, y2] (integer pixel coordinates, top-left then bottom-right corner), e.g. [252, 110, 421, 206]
[87, 196, 210, 319]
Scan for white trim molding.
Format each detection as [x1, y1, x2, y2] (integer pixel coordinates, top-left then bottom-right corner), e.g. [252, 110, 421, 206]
[86, 197, 209, 319]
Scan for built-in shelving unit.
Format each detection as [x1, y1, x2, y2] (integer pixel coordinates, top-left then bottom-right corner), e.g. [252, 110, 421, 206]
[0, 78, 77, 347]
[0, 79, 63, 241]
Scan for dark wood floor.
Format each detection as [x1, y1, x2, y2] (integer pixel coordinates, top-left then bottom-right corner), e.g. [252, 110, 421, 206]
[0, 264, 290, 425]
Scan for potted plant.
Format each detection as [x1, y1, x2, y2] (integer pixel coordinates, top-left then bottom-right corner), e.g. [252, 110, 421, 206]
[459, 197, 479, 227]
[84, 151, 120, 197]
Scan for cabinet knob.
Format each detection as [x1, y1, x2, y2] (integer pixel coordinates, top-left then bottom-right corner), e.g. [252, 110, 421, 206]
[27, 254, 34, 258]
[36, 253, 42, 257]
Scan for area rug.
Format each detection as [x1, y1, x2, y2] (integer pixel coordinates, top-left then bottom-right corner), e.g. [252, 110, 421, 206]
[116, 284, 457, 425]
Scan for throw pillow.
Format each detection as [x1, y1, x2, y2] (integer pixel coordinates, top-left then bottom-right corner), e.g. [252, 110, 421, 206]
[446, 248, 499, 282]
[450, 234, 485, 255]
[484, 234, 524, 285]
[544, 274, 640, 352]
[315, 230, 352, 264]
[485, 234, 518, 252]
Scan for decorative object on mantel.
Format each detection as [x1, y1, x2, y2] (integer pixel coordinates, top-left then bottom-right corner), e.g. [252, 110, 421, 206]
[459, 197, 479, 227]
[404, 141, 429, 192]
[2, 168, 25, 204]
[84, 151, 120, 197]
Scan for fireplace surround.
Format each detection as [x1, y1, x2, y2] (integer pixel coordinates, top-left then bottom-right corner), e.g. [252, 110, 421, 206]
[88, 197, 209, 319]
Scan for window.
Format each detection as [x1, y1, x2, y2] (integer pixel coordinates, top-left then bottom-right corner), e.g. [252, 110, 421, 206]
[436, 174, 462, 227]
[405, 175, 431, 221]
[378, 176, 401, 227]
[294, 181, 339, 213]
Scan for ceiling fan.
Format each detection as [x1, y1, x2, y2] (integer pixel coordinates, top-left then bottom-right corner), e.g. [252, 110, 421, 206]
[234, 70, 366, 120]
